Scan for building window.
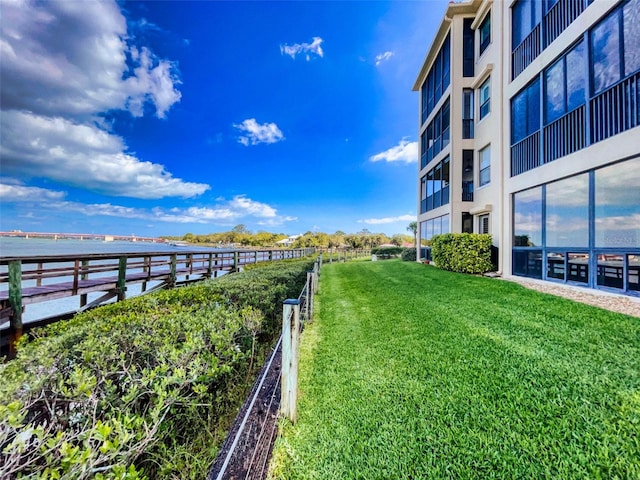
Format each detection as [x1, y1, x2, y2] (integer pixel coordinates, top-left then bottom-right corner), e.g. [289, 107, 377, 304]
[478, 214, 490, 234]
[422, 157, 450, 213]
[462, 89, 474, 139]
[421, 33, 451, 124]
[421, 99, 450, 169]
[511, 77, 540, 144]
[479, 145, 491, 187]
[590, 0, 640, 95]
[463, 18, 475, 77]
[544, 41, 586, 124]
[595, 159, 640, 248]
[513, 186, 542, 247]
[546, 173, 589, 247]
[512, 158, 640, 293]
[462, 149, 474, 202]
[512, 0, 541, 50]
[462, 213, 473, 233]
[479, 77, 490, 120]
[421, 214, 451, 242]
[479, 11, 491, 54]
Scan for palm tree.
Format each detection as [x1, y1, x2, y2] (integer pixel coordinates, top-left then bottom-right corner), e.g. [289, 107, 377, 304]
[407, 221, 418, 247]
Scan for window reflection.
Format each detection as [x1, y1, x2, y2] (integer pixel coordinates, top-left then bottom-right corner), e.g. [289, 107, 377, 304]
[629, 255, 640, 291]
[514, 187, 542, 246]
[546, 173, 589, 247]
[597, 254, 624, 289]
[595, 158, 640, 248]
[547, 252, 565, 280]
[567, 253, 589, 283]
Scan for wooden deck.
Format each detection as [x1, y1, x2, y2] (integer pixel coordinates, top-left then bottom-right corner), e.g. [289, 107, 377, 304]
[1, 248, 314, 357]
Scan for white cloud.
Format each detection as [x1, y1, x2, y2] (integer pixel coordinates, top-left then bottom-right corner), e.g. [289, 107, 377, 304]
[359, 214, 415, 225]
[0, 0, 203, 200]
[375, 51, 394, 66]
[1, 185, 296, 226]
[369, 139, 418, 163]
[280, 37, 324, 61]
[0, 183, 66, 202]
[0, 112, 209, 199]
[234, 119, 284, 146]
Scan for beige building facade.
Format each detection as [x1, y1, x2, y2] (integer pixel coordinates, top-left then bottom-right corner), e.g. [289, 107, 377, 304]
[415, 0, 640, 295]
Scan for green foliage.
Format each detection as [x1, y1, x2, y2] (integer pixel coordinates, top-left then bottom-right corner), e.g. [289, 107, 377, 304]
[430, 233, 494, 274]
[271, 261, 640, 479]
[370, 246, 403, 257]
[400, 247, 416, 261]
[0, 258, 314, 479]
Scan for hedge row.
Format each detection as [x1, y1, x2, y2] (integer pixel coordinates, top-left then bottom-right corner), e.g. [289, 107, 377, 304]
[430, 233, 494, 274]
[0, 257, 316, 480]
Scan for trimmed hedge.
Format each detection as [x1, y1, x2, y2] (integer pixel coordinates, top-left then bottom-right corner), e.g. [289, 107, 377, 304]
[401, 248, 417, 262]
[0, 257, 315, 480]
[430, 233, 494, 274]
[371, 246, 403, 258]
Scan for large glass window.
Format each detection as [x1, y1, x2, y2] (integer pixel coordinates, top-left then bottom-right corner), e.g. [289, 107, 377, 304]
[462, 150, 474, 201]
[422, 99, 450, 164]
[421, 33, 451, 123]
[513, 250, 543, 278]
[512, 0, 541, 49]
[479, 77, 491, 120]
[479, 145, 491, 187]
[463, 18, 475, 77]
[422, 156, 450, 213]
[546, 173, 589, 247]
[590, 1, 640, 95]
[595, 158, 640, 248]
[479, 11, 491, 54]
[545, 42, 585, 124]
[512, 77, 540, 143]
[514, 187, 542, 247]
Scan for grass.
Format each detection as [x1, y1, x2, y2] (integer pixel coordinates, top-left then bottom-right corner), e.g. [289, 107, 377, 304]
[269, 260, 640, 479]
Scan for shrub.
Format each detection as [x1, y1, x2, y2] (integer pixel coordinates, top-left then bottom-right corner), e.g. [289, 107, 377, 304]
[430, 233, 494, 274]
[0, 257, 315, 480]
[371, 246, 403, 258]
[401, 248, 417, 262]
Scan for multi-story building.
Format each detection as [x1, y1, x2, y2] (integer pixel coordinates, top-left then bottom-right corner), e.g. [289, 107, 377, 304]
[414, 0, 640, 296]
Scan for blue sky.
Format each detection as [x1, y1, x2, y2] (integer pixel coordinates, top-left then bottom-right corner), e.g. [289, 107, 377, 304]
[0, 0, 447, 237]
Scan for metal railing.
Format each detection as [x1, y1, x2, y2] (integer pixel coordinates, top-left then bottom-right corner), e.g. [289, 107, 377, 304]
[544, 0, 586, 48]
[590, 72, 640, 144]
[544, 105, 586, 163]
[512, 24, 540, 79]
[511, 130, 540, 176]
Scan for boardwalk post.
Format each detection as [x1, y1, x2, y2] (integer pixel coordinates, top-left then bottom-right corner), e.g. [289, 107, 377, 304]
[207, 253, 213, 278]
[233, 251, 239, 271]
[281, 299, 300, 423]
[8, 260, 23, 357]
[117, 256, 127, 301]
[169, 254, 177, 287]
[80, 260, 89, 307]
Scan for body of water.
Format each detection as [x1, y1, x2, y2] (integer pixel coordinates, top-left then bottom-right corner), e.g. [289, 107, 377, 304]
[0, 237, 226, 328]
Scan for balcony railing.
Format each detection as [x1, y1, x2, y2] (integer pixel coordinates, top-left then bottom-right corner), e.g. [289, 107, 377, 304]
[512, 24, 540, 80]
[462, 181, 474, 202]
[511, 130, 540, 176]
[590, 72, 640, 144]
[543, 105, 586, 163]
[544, 0, 586, 48]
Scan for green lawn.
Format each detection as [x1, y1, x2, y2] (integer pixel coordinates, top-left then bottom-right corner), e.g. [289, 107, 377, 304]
[270, 260, 640, 479]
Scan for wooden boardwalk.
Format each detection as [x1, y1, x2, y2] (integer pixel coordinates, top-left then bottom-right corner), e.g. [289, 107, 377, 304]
[1, 248, 314, 356]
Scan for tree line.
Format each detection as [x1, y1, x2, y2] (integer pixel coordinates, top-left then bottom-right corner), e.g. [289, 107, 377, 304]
[163, 224, 415, 249]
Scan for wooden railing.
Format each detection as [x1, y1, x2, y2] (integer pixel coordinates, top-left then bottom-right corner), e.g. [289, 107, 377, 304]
[1, 248, 315, 357]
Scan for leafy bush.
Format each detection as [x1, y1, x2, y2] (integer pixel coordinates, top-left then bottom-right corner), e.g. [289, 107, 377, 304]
[401, 248, 417, 262]
[430, 233, 494, 274]
[0, 257, 315, 479]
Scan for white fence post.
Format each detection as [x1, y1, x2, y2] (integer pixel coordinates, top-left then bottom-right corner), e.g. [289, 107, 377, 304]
[281, 299, 300, 423]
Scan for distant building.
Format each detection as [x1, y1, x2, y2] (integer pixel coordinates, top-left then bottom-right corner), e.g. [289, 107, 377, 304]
[276, 234, 303, 247]
[414, 0, 639, 295]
